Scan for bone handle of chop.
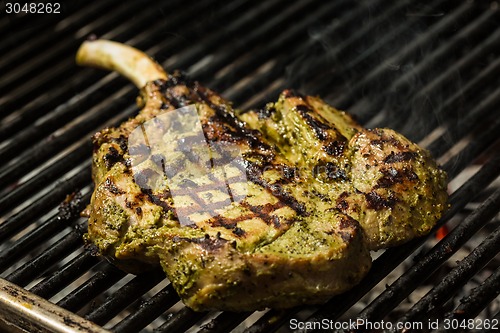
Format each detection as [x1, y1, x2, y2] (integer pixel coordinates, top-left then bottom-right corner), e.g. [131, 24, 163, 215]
[76, 39, 168, 88]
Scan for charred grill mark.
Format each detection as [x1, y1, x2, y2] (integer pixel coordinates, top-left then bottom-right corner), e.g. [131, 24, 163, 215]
[141, 188, 175, 215]
[368, 130, 404, 149]
[265, 164, 299, 185]
[209, 215, 248, 237]
[311, 189, 331, 203]
[365, 191, 397, 210]
[384, 151, 417, 163]
[377, 167, 419, 188]
[245, 161, 308, 216]
[324, 140, 346, 156]
[240, 201, 285, 228]
[103, 178, 125, 195]
[104, 146, 124, 169]
[192, 81, 272, 153]
[295, 104, 331, 141]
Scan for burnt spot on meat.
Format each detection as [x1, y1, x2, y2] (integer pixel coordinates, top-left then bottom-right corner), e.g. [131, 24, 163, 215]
[313, 162, 347, 181]
[311, 189, 331, 203]
[365, 191, 397, 210]
[103, 178, 125, 195]
[135, 207, 143, 217]
[125, 200, 133, 209]
[324, 140, 346, 156]
[339, 215, 359, 230]
[104, 147, 125, 169]
[377, 168, 419, 188]
[336, 192, 349, 211]
[384, 151, 417, 163]
[162, 71, 193, 89]
[110, 135, 128, 152]
[232, 227, 246, 236]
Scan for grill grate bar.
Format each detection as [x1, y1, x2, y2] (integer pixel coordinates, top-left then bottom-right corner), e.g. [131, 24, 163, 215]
[447, 266, 500, 321]
[110, 284, 178, 333]
[332, 1, 475, 111]
[0, 94, 133, 189]
[0, 2, 87, 54]
[221, 0, 382, 104]
[314, 0, 453, 102]
[356, 187, 500, 324]
[0, 143, 91, 210]
[226, 0, 400, 107]
[0, 0, 201, 141]
[198, 311, 253, 333]
[0, 165, 90, 243]
[442, 122, 500, 180]
[401, 25, 500, 139]
[154, 307, 207, 333]
[427, 82, 500, 158]
[427, 53, 500, 143]
[84, 270, 166, 326]
[56, 263, 126, 313]
[0, 0, 155, 93]
[29, 250, 99, 300]
[5, 223, 87, 287]
[363, 6, 498, 121]
[191, 0, 345, 84]
[0, 191, 90, 272]
[0, 1, 153, 113]
[400, 225, 500, 325]
[159, 0, 286, 73]
[242, 310, 299, 333]
[0, 0, 118, 78]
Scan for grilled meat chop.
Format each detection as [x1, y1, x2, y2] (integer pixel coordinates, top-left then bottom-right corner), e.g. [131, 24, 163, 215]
[77, 40, 447, 311]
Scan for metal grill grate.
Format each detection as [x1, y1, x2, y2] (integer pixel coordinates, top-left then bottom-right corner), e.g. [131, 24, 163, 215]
[1, 0, 499, 332]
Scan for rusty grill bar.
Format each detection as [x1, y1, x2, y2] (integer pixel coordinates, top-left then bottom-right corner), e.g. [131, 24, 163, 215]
[1, 0, 499, 332]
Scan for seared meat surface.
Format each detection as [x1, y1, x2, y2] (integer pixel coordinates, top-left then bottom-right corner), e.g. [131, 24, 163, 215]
[78, 40, 447, 312]
[241, 92, 448, 250]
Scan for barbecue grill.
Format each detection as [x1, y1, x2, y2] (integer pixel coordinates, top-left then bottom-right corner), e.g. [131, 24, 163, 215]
[1, 0, 499, 332]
